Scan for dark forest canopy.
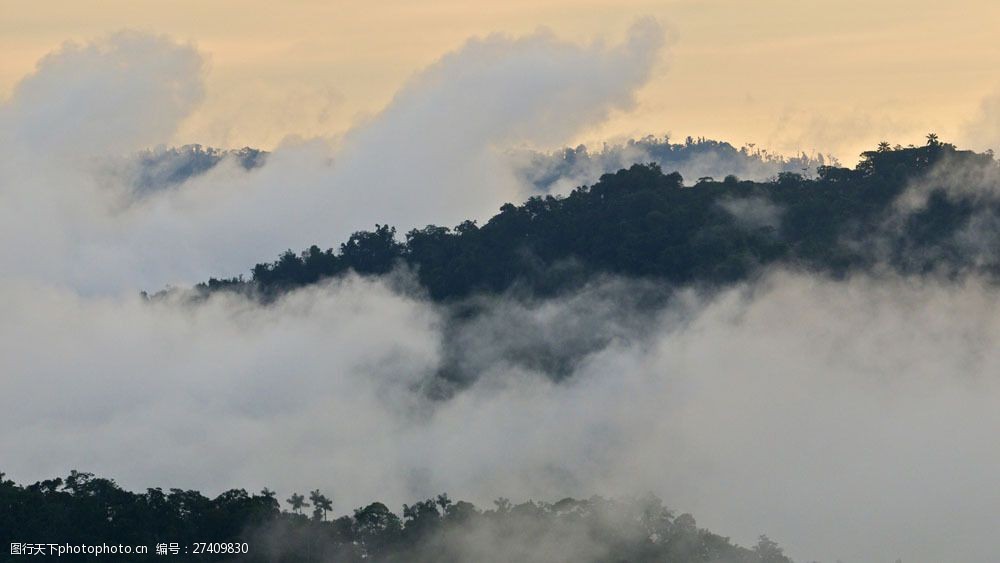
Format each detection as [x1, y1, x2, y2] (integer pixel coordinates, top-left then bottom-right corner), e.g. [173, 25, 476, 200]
[186, 138, 999, 302]
[0, 471, 791, 563]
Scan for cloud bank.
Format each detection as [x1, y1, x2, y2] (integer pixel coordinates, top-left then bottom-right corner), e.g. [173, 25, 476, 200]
[0, 22, 667, 293]
[3, 272, 1000, 563]
[0, 31, 204, 161]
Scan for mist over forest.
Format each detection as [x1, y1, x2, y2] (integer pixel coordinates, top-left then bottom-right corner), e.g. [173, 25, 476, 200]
[2, 13, 1000, 563]
[119, 136, 830, 198]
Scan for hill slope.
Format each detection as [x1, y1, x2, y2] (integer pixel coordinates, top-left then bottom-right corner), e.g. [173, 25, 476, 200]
[190, 139, 998, 301]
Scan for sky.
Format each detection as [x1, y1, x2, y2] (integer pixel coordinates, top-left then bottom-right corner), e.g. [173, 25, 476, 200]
[3, 0, 999, 161]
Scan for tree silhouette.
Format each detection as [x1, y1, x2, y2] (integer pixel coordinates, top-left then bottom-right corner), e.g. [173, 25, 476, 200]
[309, 489, 333, 521]
[435, 493, 452, 513]
[287, 492, 309, 514]
[1, 470, 796, 563]
[754, 534, 790, 563]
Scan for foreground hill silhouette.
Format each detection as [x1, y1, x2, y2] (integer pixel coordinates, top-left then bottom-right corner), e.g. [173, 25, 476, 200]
[0, 471, 791, 563]
[189, 138, 998, 301]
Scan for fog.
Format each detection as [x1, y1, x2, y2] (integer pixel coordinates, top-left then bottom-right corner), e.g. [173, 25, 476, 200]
[3, 22, 1000, 563]
[4, 271, 1000, 563]
[508, 139, 831, 196]
[965, 85, 1000, 154]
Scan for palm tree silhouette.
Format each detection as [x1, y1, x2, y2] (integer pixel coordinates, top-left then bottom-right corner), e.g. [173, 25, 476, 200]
[286, 492, 309, 515]
[309, 489, 333, 521]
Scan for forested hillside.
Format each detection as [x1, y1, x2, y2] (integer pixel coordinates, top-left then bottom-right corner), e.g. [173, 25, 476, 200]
[125, 145, 265, 195]
[511, 135, 832, 191]
[0, 472, 790, 563]
[190, 138, 998, 301]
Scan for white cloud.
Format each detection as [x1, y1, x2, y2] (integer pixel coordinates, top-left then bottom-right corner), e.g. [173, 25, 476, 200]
[3, 272, 1000, 563]
[0, 21, 668, 293]
[0, 31, 204, 161]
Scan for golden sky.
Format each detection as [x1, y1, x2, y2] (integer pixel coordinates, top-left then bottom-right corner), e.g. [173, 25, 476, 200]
[3, 0, 999, 161]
